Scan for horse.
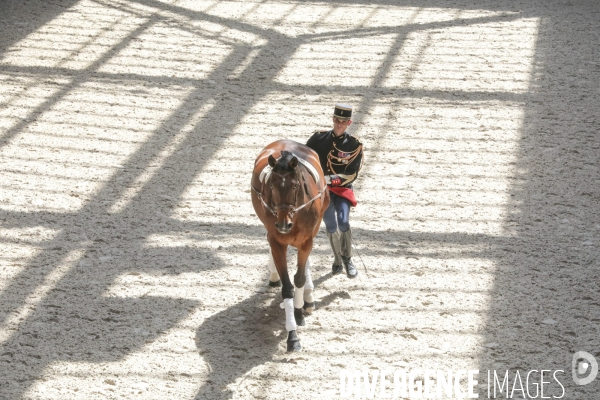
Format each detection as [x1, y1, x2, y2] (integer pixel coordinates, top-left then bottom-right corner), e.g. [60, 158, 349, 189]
[251, 140, 329, 351]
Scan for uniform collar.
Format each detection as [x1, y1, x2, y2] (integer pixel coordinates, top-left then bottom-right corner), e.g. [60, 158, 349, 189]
[331, 129, 347, 139]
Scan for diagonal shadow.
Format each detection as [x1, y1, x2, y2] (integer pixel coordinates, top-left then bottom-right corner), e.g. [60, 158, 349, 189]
[0, 0, 81, 57]
[0, 3, 298, 399]
[0, 0, 533, 324]
[2, 0, 596, 398]
[475, 0, 600, 397]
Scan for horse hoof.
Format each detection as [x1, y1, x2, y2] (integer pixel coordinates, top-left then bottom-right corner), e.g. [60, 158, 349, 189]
[287, 340, 302, 352]
[294, 308, 305, 326]
[286, 330, 302, 352]
[268, 279, 282, 287]
[303, 301, 315, 314]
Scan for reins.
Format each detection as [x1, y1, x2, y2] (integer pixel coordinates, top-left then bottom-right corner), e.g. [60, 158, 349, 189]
[252, 162, 326, 218]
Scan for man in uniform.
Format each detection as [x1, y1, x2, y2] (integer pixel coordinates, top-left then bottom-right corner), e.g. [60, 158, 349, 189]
[307, 104, 364, 278]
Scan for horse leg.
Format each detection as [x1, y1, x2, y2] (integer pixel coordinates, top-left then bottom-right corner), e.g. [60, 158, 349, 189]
[267, 251, 281, 287]
[303, 257, 315, 313]
[293, 287, 305, 327]
[292, 238, 313, 327]
[269, 239, 301, 352]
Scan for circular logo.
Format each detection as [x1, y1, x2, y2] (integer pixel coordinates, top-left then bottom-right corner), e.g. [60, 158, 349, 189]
[573, 351, 598, 385]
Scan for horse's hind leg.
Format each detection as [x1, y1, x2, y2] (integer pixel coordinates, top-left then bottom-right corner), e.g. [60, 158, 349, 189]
[303, 258, 315, 313]
[267, 252, 281, 287]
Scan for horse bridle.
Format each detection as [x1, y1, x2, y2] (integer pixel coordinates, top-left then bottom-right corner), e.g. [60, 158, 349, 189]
[252, 168, 327, 219]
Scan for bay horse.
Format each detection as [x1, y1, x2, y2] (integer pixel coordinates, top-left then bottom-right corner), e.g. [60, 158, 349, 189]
[251, 140, 329, 351]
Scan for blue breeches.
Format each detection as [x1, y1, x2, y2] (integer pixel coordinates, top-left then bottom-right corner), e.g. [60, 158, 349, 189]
[323, 192, 351, 233]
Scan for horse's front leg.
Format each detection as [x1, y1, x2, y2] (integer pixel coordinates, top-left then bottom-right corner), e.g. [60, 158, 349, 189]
[292, 238, 314, 327]
[268, 238, 301, 352]
[267, 252, 281, 287]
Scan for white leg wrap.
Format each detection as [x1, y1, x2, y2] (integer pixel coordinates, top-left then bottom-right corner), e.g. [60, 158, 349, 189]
[268, 251, 279, 282]
[304, 289, 314, 305]
[294, 285, 304, 309]
[305, 258, 314, 291]
[283, 298, 297, 332]
[304, 258, 314, 305]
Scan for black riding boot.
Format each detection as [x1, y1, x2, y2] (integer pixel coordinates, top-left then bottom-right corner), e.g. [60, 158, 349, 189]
[327, 231, 343, 275]
[340, 230, 358, 278]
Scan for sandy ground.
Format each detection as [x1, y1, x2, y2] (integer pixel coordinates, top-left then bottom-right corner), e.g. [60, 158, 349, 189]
[0, 0, 599, 399]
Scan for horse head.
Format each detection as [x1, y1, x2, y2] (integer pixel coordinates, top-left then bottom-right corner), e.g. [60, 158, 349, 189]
[268, 151, 301, 234]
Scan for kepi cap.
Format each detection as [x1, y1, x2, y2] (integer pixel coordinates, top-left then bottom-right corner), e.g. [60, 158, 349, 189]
[333, 103, 352, 120]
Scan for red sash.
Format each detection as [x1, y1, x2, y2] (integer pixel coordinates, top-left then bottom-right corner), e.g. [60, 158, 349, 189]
[328, 186, 357, 207]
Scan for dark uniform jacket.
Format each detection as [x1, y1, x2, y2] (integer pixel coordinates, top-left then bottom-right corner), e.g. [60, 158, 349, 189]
[306, 130, 363, 188]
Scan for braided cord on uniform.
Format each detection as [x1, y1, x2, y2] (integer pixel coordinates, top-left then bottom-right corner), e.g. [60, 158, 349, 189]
[326, 143, 363, 175]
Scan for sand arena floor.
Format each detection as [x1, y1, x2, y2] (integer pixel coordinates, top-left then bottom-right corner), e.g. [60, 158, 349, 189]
[0, 0, 599, 399]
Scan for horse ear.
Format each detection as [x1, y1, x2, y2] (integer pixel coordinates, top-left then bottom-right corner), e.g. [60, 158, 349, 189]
[288, 156, 298, 169]
[268, 155, 277, 168]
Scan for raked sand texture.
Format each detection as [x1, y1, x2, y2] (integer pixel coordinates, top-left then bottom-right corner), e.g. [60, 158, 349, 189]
[0, 0, 599, 399]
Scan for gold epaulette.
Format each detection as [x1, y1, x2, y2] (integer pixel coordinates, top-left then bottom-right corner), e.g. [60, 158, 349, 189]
[349, 135, 362, 145]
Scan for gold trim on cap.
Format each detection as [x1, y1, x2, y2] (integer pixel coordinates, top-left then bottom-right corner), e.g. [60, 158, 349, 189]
[333, 103, 353, 120]
[335, 103, 352, 111]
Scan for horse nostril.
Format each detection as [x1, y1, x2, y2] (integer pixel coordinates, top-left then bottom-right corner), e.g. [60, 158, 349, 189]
[274, 221, 292, 232]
